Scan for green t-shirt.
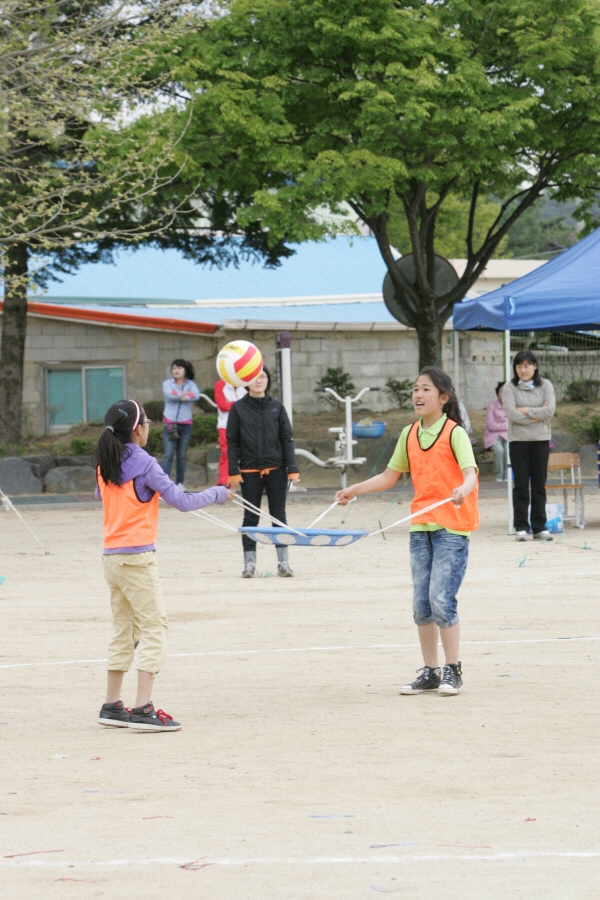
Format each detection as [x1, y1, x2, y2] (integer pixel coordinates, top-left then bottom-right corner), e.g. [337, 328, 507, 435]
[388, 414, 477, 537]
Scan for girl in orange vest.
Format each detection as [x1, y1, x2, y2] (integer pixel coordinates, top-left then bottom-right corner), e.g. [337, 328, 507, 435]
[96, 399, 232, 731]
[335, 367, 478, 695]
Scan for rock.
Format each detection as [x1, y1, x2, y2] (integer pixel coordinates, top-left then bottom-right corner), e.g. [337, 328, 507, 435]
[55, 455, 95, 468]
[550, 432, 577, 453]
[206, 446, 220, 473]
[577, 444, 598, 477]
[182, 463, 207, 489]
[44, 466, 97, 493]
[21, 455, 56, 480]
[0, 458, 43, 495]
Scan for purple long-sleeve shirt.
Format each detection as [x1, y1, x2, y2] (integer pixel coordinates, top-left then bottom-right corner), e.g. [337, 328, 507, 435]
[96, 443, 228, 553]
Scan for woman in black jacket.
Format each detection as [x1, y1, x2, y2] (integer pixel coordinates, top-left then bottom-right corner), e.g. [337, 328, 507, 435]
[226, 366, 299, 578]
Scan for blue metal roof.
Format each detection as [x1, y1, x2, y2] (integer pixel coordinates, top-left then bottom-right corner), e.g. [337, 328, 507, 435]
[38, 236, 386, 302]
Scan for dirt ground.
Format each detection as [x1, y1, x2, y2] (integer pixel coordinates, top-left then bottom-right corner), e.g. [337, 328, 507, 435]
[1, 492, 599, 899]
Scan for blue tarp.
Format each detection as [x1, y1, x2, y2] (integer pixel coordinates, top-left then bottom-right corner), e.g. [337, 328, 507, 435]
[453, 227, 600, 332]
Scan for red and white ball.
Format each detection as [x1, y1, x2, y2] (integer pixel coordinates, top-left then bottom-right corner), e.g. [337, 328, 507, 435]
[216, 340, 264, 388]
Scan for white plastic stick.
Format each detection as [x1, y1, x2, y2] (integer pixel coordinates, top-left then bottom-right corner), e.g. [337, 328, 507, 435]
[231, 494, 305, 537]
[0, 488, 50, 554]
[367, 497, 454, 537]
[306, 496, 356, 529]
[188, 508, 239, 533]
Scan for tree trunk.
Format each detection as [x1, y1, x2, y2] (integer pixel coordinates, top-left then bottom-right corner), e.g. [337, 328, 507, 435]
[0, 242, 29, 445]
[414, 295, 444, 370]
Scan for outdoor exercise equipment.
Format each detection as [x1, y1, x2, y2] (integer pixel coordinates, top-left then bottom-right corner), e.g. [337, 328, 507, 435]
[293, 386, 381, 489]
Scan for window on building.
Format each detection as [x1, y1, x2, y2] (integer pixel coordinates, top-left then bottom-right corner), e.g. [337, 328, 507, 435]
[47, 366, 125, 429]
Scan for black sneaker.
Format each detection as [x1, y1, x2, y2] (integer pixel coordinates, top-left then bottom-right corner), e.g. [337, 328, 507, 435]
[128, 702, 182, 732]
[98, 700, 130, 728]
[399, 666, 441, 695]
[438, 662, 463, 695]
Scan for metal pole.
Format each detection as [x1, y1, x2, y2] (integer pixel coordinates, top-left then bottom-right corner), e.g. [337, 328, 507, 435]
[453, 330, 460, 395]
[345, 394, 353, 464]
[504, 328, 513, 535]
[276, 331, 293, 425]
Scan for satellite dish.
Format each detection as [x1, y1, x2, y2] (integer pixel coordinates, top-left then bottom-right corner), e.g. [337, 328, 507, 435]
[383, 254, 459, 327]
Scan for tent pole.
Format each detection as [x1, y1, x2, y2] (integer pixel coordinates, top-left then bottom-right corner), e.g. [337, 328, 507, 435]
[505, 329, 513, 535]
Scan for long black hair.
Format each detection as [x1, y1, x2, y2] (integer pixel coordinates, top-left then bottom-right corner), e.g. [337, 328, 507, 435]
[171, 358, 195, 381]
[96, 399, 146, 487]
[495, 381, 505, 397]
[418, 366, 464, 428]
[511, 350, 542, 386]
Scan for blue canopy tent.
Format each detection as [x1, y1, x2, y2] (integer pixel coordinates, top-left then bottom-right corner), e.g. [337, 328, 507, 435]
[453, 226, 600, 532]
[453, 225, 600, 332]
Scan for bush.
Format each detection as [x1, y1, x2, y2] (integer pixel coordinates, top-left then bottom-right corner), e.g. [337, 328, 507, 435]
[564, 412, 600, 445]
[384, 377, 413, 409]
[564, 379, 600, 403]
[191, 414, 218, 446]
[71, 437, 95, 455]
[142, 400, 164, 422]
[145, 425, 164, 456]
[198, 386, 216, 413]
[316, 367, 355, 407]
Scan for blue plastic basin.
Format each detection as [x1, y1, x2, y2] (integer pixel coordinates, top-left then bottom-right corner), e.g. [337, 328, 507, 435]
[352, 421, 387, 439]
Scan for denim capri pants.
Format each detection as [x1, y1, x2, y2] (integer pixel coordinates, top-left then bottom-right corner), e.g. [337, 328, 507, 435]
[409, 529, 469, 628]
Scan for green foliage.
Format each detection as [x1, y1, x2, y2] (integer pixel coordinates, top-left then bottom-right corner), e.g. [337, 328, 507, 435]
[142, 400, 165, 423]
[504, 197, 580, 258]
[384, 377, 413, 409]
[198, 386, 216, 413]
[316, 368, 356, 407]
[564, 380, 600, 403]
[70, 437, 95, 456]
[191, 415, 218, 446]
[145, 426, 164, 457]
[388, 194, 508, 259]
[565, 412, 600, 445]
[169, 0, 600, 368]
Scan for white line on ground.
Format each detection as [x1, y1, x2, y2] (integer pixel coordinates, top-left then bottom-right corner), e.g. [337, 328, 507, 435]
[0, 636, 598, 671]
[0, 851, 599, 868]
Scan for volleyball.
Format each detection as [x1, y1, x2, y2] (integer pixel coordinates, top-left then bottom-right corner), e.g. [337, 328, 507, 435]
[216, 340, 264, 388]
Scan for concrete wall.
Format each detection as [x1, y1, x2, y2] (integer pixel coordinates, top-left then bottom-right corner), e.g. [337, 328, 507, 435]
[17, 316, 504, 434]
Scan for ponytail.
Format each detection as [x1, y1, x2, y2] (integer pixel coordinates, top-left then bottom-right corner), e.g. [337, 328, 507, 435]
[96, 399, 145, 487]
[418, 366, 464, 429]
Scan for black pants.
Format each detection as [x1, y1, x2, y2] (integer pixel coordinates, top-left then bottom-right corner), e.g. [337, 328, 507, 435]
[240, 468, 288, 552]
[510, 440, 550, 533]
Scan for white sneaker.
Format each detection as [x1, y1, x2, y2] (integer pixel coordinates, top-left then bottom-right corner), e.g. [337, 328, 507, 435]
[176, 482, 185, 490]
[533, 530, 553, 541]
[496, 477, 503, 482]
[515, 531, 528, 542]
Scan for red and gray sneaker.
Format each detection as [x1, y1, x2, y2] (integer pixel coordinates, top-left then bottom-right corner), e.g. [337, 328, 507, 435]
[98, 700, 131, 728]
[128, 702, 182, 732]
[399, 666, 442, 695]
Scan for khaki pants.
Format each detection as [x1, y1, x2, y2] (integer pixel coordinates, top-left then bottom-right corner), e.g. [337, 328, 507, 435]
[103, 552, 168, 675]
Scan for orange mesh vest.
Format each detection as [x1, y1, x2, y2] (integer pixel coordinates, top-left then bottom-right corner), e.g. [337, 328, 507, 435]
[407, 420, 479, 532]
[97, 468, 160, 549]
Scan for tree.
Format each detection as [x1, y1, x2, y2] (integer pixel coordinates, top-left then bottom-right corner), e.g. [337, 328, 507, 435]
[504, 196, 580, 258]
[170, 0, 600, 368]
[0, 1, 200, 444]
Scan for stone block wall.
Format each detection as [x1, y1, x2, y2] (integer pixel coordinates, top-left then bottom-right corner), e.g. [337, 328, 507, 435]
[15, 316, 505, 434]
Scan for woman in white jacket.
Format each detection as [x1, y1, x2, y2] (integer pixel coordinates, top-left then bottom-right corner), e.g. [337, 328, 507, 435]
[502, 350, 555, 541]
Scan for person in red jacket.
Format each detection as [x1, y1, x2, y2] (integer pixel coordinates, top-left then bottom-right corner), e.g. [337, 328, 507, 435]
[215, 379, 247, 486]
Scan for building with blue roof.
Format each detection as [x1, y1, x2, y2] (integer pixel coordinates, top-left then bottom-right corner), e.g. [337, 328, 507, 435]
[11, 237, 530, 433]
